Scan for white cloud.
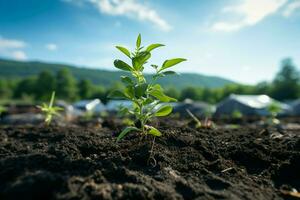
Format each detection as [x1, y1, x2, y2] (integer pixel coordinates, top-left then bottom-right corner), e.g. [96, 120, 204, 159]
[11, 50, 27, 60]
[46, 43, 58, 51]
[0, 36, 28, 60]
[212, 0, 287, 32]
[0, 36, 26, 49]
[283, 0, 300, 17]
[66, 0, 172, 31]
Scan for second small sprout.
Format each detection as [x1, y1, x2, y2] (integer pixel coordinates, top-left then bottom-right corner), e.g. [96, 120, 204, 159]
[38, 91, 63, 125]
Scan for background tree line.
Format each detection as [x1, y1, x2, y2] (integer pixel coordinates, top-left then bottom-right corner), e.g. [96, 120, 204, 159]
[0, 69, 107, 103]
[0, 58, 299, 104]
[173, 58, 299, 103]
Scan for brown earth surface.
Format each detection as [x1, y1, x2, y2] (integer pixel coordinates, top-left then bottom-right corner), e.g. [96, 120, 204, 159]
[0, 119, 299, 200]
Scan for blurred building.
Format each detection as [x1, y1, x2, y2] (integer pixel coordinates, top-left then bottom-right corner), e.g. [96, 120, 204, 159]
[106, 100, 133, 114]
[72, 99, 106, 116]
[173, 99, 215, 118]
[214, 94, 291, 118]
[287, 99, 300, 116]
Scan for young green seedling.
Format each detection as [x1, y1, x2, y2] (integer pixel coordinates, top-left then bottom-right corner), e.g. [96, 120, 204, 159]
[38, 91, 63, 125]
[186, 109, 215, 129]
[0, 105, 6, 115]
[231, 109, 243, 120]
[266, 102, 281, 126]
[109, 34, 186, 141]
[186, 109, 202, 128]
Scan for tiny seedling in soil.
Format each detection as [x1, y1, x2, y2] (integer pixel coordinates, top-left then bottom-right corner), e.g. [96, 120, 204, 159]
[266, 102, 281, 126]
[0, 105, 6, 116]
[186, 109, 202, 128]
[38, 91, 63, 125]
[186, 109, 215, 129]
[109, 34, 186, 142]
[231, 109, 243, 119]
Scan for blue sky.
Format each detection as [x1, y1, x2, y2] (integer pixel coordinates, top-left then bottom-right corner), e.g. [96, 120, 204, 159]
[0, 0, 300, 84]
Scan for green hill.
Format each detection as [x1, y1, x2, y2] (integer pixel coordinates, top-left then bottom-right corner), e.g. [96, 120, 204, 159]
[0, 59, 235, 89]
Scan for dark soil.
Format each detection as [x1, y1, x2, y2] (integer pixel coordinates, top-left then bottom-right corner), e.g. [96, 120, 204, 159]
[0, 119, 299, 200]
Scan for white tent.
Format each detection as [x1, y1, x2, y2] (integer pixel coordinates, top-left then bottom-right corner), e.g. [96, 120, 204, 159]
[288, 99, 300, 116]
[214, 94, 290, 117]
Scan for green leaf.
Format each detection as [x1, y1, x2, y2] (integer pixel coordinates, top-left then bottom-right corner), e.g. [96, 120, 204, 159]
[151, 64, 158, 69]
[114, 60, 132, 71]
[146, 125, 162, 137]
[116, 46, 131, 58]
[124, 86, 135, 99]
[149, 84, 177, 102]
[132, 51, 151, 70]
[160, 58, 186, 71]
[117, 127, 140, 142]
[136, 34, 141, 48]
[153, 71, 177, 79]
[146, 44, 164, 52]
[162, 71, 177, 76]
[53, 106, 64, 112]
[155, 105, 173, 117]
[150, 90, 175, 102]
[143, 98, 154, 105]
[108, 90, 128, 99]
[121, 76, 133, 85]
[49, 91, 55, 107]
[119, 107, 130, 116]
[134, 83, 148, 98]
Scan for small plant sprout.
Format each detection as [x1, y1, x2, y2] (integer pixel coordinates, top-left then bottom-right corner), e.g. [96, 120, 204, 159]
[186, 109, 215, 129]
[231, 109, 243, 120]
[109, 34, 186, 141]
[186, 109, 202, 128]
[267, 102, 281, 126]
[0, 105, 6, 115]
[38, 91, 63, 125]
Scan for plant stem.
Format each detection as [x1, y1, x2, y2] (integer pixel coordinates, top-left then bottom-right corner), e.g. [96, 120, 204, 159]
[140, 106, 145, 134]
[147, 136, 157, 167]
[150, 136, 156, 154]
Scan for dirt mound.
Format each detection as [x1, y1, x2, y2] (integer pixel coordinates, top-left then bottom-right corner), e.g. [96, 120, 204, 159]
[0, 121, 299, 200]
